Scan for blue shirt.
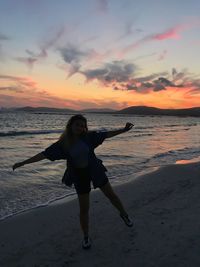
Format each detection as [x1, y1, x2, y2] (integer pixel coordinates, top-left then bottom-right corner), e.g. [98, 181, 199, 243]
[41, 130, 108, 187]
[68, 139, 89, 168]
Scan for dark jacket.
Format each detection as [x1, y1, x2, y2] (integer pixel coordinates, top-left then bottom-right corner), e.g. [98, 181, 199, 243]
[41, 130, 108, 187]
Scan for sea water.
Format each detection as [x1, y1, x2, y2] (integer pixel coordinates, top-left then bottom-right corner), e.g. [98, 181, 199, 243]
[0, 111, 199, 221]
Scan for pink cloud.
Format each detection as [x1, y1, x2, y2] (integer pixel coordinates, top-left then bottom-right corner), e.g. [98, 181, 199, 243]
[0, 73, 118, 109]
[0, 73, 126, 110]
[151, 19, 200, 41]
[0, 75, 37, 88]
[120, 19, 200, 57]
[152, 27, 180, 40]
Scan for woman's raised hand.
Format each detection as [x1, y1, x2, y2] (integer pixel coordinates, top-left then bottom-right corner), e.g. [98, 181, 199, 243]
[124, 122, 134, 131]
[12, 162, 24, 171]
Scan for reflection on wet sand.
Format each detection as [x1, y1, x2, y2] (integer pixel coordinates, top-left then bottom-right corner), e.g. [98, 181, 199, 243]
[176, 156, 200, 164]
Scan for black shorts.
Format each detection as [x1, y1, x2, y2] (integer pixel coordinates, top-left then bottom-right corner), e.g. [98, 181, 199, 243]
[73, 166, 108, 194]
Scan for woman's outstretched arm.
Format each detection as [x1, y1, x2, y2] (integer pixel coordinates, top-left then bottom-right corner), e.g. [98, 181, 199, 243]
[106, 122, 134, 138]
[12, 152, 46, 171]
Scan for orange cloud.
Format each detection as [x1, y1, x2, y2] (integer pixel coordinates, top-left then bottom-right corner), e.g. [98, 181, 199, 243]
[1, 66, 200, 110]
[126, 85, 200, 109]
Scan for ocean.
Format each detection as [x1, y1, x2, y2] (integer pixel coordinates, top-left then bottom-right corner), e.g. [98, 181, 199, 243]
[0, 111, 200, 221]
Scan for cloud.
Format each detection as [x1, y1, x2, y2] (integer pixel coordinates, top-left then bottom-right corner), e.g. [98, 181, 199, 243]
[152, 26, 181, 41]
[116, 20, 143, 41]
[132, 52, 157, 61]
[121, 20, 200, 56]
[1, 68, 199, 109]
[128, 74, 191, 93]
[170, 68, 197, 86]
[170, 68, 200, 89]
[59, 45, 87, 64]
[0, 92, 126, 110]
[79, 60, 179, 93]
[134, 72, 168, 83]
[188, 87, 200, 95]
[14, 26, 66, 69]
[158, 49, 168, 61]
[152, 19, 200, 41]
[96, 0, 109, 13]
[155, 77, 176, 87]
[14, 57, 38, 69]
[0, 33, 10, 41]
[123, 75, 186, 93]
[79, 60, 175, 93]
[0, 74, 73, 108]
[151, 77, 181, 92]
[0, 75, 37, 87]
[172, 67, 177, 77]
[38, 25, 66, 56]
[0, 32, 10, 61]
[0, 86, 24, 93]
[81, 60, 138, 85]
[0, 73, 127, 110]
[55, 37, 200, 95]
[77, 58, 200, 94]
[57, 43, 98, 77]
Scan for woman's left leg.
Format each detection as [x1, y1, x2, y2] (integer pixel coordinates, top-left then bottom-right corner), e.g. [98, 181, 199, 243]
[77, 192, 90, 238]
[99, 181, 128, 216]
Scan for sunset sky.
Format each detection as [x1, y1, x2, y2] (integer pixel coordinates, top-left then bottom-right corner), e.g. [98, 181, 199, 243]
[0, 0, 200, 110]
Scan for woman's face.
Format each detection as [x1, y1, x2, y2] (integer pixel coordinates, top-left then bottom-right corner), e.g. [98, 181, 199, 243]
[71, 119, 86, 135]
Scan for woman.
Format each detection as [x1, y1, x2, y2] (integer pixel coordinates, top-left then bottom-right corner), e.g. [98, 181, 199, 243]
[12, 114, 134, 250]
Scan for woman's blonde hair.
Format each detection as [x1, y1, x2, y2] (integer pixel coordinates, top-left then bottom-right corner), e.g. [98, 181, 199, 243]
[58, 114, 88, 151]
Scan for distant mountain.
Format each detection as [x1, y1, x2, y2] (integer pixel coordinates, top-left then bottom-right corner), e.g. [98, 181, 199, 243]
[2, 106, 116, 114]
[11, 106, 77, 113]
[1, 105, 200, 116]
[116, 105, 200, 117]
[80, 108, 116, 113]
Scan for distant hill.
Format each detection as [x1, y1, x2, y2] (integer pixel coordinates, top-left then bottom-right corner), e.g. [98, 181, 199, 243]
[1, 106, 116, 114]
[80, 108, 116, 113]
[116, 106, 200, 117]
[2, 106, 77, 114]
[13, 106, 76, 113]
[1, 105, 200, 116]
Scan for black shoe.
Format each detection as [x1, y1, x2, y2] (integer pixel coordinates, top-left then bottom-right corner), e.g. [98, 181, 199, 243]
[82, 236, 92, 249]
[120, 213, 133, 227]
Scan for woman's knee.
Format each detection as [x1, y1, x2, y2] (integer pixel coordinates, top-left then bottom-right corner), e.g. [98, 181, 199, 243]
[100, 182, 117, 199]
[78, 193, 90, 214]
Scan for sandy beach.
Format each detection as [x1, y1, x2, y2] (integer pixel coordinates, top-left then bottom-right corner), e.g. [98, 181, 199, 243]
[1, 161, 200, 267]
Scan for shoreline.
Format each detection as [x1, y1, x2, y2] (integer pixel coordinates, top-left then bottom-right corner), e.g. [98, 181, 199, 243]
[1, 161, 200, 266]
[0, 157, 197, 223]
[0, 164, 158, 223]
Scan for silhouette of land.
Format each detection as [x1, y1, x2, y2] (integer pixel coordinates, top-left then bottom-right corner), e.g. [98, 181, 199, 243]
[1, 105, 200, 117]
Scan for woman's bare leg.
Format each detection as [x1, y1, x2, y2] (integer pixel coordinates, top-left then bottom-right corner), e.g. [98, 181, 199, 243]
[77, 193, 90, 237]
[99, 181, 128, 216]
